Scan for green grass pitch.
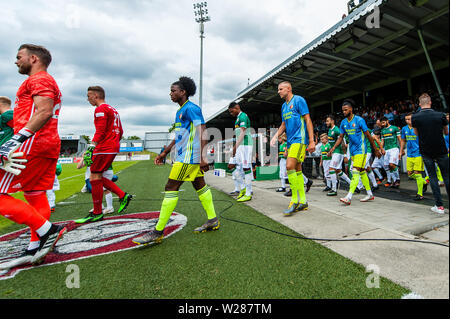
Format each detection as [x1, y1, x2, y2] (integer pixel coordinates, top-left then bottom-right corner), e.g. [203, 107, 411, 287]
[0, 160, 409, 299]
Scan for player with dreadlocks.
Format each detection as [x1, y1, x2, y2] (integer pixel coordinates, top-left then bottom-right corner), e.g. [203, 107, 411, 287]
[133, 76, 219, 245]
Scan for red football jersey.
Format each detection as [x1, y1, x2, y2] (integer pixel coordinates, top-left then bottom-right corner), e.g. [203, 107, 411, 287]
[14, 71, 62, 159]
[92, 103, 123, 155]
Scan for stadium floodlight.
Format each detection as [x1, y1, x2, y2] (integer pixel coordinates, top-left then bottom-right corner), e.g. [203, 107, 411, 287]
[193, 1, 211, 109]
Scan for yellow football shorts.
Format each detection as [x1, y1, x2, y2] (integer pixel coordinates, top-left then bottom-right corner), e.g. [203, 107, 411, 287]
[406, 157, 424, 172]
[287, 143, 307, 163]
[351, 154, 367, 169]
[169, 162, 204, 182]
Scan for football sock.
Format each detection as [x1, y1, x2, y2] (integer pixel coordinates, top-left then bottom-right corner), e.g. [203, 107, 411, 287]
[244, 170, 253, 197]
[155, 191, 179, 232]
[0, 194, 49, 232]
[232, 168, 242, 192]
[197, 185, 216, 220]
[373, 168, 383, 180]
[102, 177, 126, 199]
[359, 171, 373, 196]
[393, 167, 400, 181]
[436, 165, 443, 182]
[338, 171, 352, 185]
[287, 170, 299, 204]
[105, 192, 113, 209]
[412, 174, 424, 196]
[330, 171, 338, 191]
[91, 179, 104, 215]
[349, 170, 361, 197]
[297, 171, 306, 204]
[368, 170, 377, 187]
[24, 191, 51, 243]
[46, 190, 56, 208]
[281, 178, 286, 189]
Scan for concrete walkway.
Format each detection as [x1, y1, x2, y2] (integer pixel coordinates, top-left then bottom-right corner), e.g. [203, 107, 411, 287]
[205, 172, 449, 299]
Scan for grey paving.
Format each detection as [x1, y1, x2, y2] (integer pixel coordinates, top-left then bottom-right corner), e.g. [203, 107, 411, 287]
[205, 172, 449, 299]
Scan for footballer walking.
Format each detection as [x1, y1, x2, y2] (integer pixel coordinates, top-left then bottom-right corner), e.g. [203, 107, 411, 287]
[0, 44, 66, 269]
[228, 102, 253, 202]
[75, 86, 132, 224]
[133, 76, 219, 245]
[328, 99, 381, 205]
[270, 81, 315, 216]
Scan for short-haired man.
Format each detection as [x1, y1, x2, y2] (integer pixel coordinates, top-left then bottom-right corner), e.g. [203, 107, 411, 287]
[271, 81, 315, 216]
[228, 102, 253, 202]
[75, 86, 132, 224]
[399, 113, 428, 201]
[412, 93, 449, 214]
[0, 44, 66, 269]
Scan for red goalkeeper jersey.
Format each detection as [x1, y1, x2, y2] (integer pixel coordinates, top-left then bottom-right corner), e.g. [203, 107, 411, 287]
[14, 71, 62, 159]
[92, 103, 123, 155]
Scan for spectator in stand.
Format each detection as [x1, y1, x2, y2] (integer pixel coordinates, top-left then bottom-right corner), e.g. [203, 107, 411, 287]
[384, 108, 394, 124]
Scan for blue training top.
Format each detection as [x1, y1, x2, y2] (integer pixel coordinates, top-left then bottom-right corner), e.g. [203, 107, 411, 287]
[281, 95, 310, 147]
[174, 100, 205, 164]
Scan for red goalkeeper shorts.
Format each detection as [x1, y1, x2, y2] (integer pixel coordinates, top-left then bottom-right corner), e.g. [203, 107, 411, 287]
[90, 153, 117, 174]
[0, 156, 57, 193]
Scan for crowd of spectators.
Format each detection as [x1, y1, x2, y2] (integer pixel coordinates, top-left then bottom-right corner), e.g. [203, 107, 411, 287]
[312, 88, 448, 136]
[60, 147, 78, 157]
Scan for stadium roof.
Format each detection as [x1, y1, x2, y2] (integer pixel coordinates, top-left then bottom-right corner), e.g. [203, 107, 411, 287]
[206, 0, 449, 128]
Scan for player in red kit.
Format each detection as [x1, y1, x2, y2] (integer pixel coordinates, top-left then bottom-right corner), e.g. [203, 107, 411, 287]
[0, 44, 66, 269]
[75, 86, 132, 224]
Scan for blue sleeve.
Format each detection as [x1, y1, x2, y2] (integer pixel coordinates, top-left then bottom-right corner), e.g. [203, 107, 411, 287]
[359, 117, 368, 132]
[294, 96, 309, 117]
[186, 105, 205, 127]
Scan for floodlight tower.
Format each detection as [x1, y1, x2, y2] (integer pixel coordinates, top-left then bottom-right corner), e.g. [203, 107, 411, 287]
[193, 2, 210, 109]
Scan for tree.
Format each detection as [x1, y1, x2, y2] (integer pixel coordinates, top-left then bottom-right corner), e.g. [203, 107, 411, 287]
[126, 136, 142, 140]
[81, 135, 91, 144]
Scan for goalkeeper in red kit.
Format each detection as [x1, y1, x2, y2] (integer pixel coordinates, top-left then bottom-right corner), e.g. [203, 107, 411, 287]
[74, 86, 132, 224]
[0, 44, 66, 270]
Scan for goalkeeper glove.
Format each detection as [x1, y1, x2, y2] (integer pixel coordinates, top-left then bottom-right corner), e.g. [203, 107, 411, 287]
[0, 152, 28, 176]
[0, 128, 33, 175]
[83, 144, 95, 167]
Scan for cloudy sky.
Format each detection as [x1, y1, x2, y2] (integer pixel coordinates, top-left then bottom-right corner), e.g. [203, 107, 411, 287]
[0, 0, 349, 139]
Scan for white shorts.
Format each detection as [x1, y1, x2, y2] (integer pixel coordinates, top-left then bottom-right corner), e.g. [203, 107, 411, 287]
[279, 158, 287, 179]
[235, 145, 253, 169]
[85, 166, 114, 180]
[330, 153, 345, 170]
[384, 148, 399, 167]
[372, 155, 384, 169]
[322, 160, 331, 178]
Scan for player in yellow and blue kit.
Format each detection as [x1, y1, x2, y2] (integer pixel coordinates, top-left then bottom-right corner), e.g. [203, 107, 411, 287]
[271, 81, 315, 216]
[400, 113, 428, 200]
[133, 77, 218, 245]
[328, 99, 381, 205]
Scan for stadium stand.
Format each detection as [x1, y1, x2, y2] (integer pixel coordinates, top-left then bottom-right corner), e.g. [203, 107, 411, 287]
[206, 0, 448, 179]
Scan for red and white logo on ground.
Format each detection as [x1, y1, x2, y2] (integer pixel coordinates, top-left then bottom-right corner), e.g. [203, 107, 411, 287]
[0, 212, 187, 280]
